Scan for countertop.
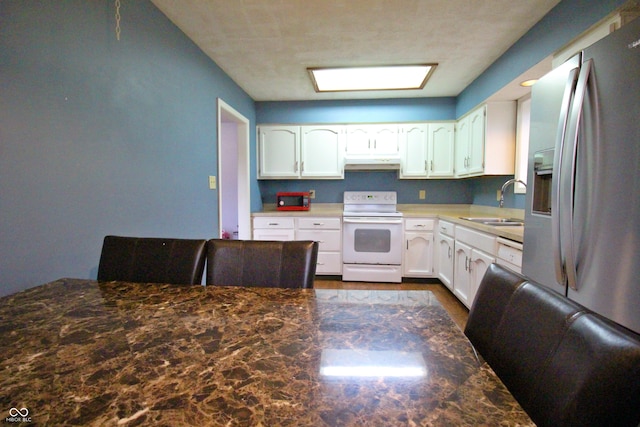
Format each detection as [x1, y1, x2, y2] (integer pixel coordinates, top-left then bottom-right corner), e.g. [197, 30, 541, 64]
[254, 203, 524, 243]
[0, 279, 533, 426]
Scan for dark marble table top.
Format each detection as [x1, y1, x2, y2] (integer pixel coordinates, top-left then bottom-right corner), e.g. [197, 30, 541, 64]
[0, 279, 533, 426]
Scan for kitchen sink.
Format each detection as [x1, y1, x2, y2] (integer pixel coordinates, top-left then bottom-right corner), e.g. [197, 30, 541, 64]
[459, 217, 524, 226]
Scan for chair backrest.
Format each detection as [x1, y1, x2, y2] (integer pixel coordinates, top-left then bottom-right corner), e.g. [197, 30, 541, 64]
[464, 263, 640, 427]
[206, 239, 318, 288]
[97, 235, 207, 285]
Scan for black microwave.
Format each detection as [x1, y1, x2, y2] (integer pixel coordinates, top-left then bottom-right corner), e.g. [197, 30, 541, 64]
[276, 192, 310, 211]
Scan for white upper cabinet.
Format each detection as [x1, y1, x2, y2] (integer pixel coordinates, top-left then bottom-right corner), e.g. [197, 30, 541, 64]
[345, 124, 399, 157]
[258, 125, 300, 179]
[300, 126, 345, 179]
[257, 125, 344, 179]
[399, 124, 429, 177]
[428, 122, 455, 178]
[258, 109, 513, 179]
[400, 123, 455, 179]
[455, 102, 516, 178]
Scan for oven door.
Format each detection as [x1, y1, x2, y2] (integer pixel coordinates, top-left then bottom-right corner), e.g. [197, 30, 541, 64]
[343, 217, 403, 265]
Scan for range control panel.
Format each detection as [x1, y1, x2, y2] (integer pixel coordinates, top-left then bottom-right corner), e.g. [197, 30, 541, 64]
[343, 191, 397, 205]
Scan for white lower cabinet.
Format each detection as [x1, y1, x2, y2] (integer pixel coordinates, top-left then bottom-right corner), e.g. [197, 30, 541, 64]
[453, 241, 472, 305]
[452, 226, 496, 308]
[252, 216, 342, 275]
[252, 217, 295, 240]
[436, 224, 455, 291]
[296, 217, 342, 275]
[403, 218, 435, 277]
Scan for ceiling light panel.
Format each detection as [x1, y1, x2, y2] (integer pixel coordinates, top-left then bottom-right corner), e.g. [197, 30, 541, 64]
[308, 64, 437, 92]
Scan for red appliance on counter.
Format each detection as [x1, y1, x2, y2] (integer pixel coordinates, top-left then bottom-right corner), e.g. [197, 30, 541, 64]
[276, 192, 310, 211]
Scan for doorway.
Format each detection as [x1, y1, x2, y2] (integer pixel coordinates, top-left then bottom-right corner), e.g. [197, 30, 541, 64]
[217, 98, 251, 240]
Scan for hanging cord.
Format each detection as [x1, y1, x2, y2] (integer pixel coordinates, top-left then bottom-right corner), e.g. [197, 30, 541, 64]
[115, 0, 121, 41]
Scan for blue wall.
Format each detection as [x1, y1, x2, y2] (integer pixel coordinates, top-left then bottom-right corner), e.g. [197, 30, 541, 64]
[0, 1, 256, 296]
[256, 97, 456, 123]
[258, 171, 474, 206]
[457, 0, 628, 116]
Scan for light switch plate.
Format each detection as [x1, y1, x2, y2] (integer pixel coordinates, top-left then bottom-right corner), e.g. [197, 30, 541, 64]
[209, 176, 217, 190]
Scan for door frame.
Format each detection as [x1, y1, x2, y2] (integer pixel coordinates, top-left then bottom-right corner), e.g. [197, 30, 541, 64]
[217, 98, 251, 239]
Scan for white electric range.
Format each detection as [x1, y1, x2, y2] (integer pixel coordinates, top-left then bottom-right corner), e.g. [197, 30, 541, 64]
[342, 191, 403, 283]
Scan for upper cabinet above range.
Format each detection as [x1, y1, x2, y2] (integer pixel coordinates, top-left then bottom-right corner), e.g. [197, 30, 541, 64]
[345, 124, 399, 157]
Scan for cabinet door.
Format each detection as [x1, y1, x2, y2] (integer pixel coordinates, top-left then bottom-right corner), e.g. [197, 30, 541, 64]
[428, 123, 455, 177]
[403, 231, 434, 277]
[400, 124, 428, 178]
[437, 234, 454, 291]
[345, 126, 371, 156]
[346, 125, 399, 156]
[455, 118, 469, 177]
[469, 249, 495, 307]
[301, 126, 344, 178]
[453, 241, 472, 307]
[258, 126, 300, 179]
[467, 106, 486, 175]
[371, 125, 399, 155]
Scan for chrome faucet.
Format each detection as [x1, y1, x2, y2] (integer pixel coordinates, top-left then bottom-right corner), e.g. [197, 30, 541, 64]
[500, 179, 527, 208]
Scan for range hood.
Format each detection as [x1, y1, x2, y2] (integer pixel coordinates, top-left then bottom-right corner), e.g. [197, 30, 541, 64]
[344, 157, 401, 170]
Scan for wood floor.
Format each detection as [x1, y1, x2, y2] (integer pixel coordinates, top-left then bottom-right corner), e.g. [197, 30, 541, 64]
[313, 278, 469, 330]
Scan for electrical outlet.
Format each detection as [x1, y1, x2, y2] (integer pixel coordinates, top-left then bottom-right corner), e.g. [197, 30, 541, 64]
[309, 189, 316, 199]
[209, 176, 217, 190]
[419, 190, 426, 200]
[496, 190, 501, 201]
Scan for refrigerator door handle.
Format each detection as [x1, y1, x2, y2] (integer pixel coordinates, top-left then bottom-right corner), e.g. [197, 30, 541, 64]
[552, 66, 580, 286]
[563, 59, 594, 291]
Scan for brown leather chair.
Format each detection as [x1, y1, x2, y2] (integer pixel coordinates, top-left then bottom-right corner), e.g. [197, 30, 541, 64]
[97, 235, 207, 285]
[206, 239, 318, 288]
[465, 263, 640, 427]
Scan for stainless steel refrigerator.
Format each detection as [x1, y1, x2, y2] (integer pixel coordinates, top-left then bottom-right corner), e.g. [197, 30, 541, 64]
[522, 17, 640, 335]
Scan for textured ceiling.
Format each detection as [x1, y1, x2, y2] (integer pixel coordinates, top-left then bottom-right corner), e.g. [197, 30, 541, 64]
[151, 0, 562, 101]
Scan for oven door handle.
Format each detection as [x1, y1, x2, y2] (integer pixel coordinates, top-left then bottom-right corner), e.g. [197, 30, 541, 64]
[343, 217, 403, 225]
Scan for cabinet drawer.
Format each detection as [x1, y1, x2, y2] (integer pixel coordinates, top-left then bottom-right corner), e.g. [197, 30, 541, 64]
[296, 229, 341, 251]
[455, 226, 496, 255]
[253, 217, 295, 229]
[437, 220, 455, 237]
[253, 229, 295, 241]
[497, 238, 523, 267]
[404, 218, 435, 231]
[297, 217, 341, 230]
[316, 252, 342, 274]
